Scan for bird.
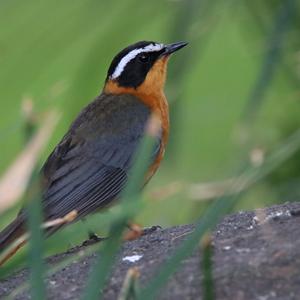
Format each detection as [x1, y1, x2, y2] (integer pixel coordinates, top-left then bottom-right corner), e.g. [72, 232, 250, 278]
[0, 40, 187, 254]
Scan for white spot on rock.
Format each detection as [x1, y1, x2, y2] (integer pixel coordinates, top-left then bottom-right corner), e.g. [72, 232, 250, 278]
[122, 254, 143, 263]
[223, 246, 231, 251]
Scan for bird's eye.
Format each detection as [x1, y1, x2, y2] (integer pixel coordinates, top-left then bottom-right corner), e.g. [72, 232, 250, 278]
[139, 54, 149, 63]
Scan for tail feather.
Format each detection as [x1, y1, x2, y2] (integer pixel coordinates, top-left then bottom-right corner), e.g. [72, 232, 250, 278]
[0, 216, 26, 252]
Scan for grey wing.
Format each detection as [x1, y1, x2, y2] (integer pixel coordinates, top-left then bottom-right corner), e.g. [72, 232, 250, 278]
[42, 138, 129, 220]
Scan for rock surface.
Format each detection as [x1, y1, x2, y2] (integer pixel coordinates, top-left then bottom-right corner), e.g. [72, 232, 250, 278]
[1, 202, 300, 299]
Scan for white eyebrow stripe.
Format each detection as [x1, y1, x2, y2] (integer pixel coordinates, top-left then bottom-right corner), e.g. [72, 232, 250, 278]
[110, 43, 164, 79]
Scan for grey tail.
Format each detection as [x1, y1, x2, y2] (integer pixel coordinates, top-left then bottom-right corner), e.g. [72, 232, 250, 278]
[0, 216, 25, 252]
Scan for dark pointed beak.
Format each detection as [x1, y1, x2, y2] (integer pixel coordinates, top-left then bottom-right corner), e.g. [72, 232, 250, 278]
[162, 41, 188, 56]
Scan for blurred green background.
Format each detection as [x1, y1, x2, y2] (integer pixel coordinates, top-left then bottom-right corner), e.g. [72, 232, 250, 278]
[0, 0, 299, 253]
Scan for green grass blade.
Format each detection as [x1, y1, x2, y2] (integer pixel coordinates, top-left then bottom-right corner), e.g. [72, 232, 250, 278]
[201, 234, 215, 300]
[26, 175, 46, 300]
[242, 0, 295, 121]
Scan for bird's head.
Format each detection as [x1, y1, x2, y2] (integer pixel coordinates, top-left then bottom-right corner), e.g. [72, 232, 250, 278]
[104, 41, 187, 95]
